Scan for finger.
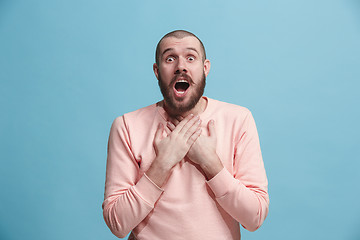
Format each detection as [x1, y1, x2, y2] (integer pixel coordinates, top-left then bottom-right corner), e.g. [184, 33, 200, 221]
[178, 115, 200, 136]
[187, 128, 202, 146]
[172, 114, 194, 134]
[183, 118, 201, 139]
[154, 123, 164, 144]
[176, 115, 184, 122]
[208, 120, 216, 137]
[167, 121, 176, 131]
[164, 125, 171, 135]
[170, 117, 180, 126]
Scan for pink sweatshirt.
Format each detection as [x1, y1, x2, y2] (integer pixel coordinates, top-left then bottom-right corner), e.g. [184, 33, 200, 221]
[102, 97, 269, 240]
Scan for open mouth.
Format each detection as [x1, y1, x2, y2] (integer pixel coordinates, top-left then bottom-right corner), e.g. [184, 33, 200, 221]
[174, 80, 190, 94]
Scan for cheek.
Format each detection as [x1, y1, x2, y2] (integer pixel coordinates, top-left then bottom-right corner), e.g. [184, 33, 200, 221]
[193, 66, 205, 78]
[159, 67, 173, 78]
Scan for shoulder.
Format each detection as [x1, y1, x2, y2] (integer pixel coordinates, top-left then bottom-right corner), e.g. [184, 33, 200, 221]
[112, 103, 159, 129]
[207, 97, 252, 120]
[207, 98, 259, 140]
[123, 103, 158, 120]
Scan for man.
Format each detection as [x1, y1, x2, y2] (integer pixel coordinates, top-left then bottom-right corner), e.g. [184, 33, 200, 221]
[102, 30, 269, 240]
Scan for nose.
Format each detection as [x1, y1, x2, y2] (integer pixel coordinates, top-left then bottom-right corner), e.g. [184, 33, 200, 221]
[174, 57, 187, 74]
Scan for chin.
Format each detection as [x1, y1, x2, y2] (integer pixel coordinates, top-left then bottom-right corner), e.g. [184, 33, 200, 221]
[167, 95, 200, 114]
[158, 72, 206, 114]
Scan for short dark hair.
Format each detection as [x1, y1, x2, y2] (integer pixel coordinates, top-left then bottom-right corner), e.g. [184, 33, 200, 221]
[155, 30, 206, 66]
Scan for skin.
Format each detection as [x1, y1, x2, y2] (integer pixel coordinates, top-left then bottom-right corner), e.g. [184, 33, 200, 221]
[153, 36, 210, 117]
[146, 36, 223, 187]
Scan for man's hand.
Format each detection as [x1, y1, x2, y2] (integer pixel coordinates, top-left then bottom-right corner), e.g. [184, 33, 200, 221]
[146, 114, 202, 187]
[168, 118, 223, 180]
[153, 114, 202, 169]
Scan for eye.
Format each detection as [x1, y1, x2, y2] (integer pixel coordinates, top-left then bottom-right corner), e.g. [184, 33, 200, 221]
[166, 56, 175, 62]
[187, 56, 195, 61]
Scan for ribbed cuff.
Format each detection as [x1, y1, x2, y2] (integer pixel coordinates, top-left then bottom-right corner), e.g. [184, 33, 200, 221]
[133, 174, 164, 207]
[206, 167, 234, 198]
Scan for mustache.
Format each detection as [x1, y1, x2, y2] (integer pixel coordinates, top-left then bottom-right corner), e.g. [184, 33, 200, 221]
[170, 73, 194, 86]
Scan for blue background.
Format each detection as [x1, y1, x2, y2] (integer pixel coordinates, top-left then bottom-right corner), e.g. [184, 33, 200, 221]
[1, 0, 360, 239]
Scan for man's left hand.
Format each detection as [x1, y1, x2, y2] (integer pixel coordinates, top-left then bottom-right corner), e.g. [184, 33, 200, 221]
[168, 118, 224, 180]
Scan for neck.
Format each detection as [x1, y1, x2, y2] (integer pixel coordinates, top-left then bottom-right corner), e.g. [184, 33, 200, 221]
[164, 97, 207, 118]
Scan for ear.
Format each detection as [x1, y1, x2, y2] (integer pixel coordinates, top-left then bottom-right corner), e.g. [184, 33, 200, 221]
[153, 63, 159, 80]
[203, 59, 211, 77]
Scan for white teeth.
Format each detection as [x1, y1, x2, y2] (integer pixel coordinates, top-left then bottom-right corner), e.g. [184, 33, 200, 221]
[177, 79, 188, 83]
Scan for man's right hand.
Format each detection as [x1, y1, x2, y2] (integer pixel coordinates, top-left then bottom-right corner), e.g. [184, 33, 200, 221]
[146, 114, 202, 187]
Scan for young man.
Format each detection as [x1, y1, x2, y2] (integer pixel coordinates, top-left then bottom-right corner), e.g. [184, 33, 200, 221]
[102, 30, 269, 240]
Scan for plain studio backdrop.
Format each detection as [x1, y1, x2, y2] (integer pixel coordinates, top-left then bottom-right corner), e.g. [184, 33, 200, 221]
[1, 0, 359, 239]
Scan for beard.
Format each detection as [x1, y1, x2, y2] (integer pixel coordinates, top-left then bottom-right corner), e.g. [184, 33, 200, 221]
[158, 72, 206, 115]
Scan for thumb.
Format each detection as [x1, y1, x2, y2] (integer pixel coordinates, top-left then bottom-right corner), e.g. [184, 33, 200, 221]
[208, 120, 216, 138]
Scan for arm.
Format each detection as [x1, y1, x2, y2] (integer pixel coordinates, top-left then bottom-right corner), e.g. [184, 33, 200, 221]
[102, 116, 164, 238]
[102, 114, 202, 238]
[169, 112, 269, 231]
[206, 112, 269, 231]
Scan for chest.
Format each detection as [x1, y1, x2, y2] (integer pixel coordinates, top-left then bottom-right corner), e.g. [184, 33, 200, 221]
[130, 123, 237, 178]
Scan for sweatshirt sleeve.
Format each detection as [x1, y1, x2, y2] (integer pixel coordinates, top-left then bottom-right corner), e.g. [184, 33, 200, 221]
[206, 111, 269, 232]
[102, 116, 164, 238]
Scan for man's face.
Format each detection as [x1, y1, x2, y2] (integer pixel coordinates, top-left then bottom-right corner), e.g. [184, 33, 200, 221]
[154, 36, 210, 115]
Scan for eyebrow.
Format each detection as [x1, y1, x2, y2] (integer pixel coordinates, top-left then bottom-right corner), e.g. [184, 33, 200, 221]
[162, 47, 199, 57]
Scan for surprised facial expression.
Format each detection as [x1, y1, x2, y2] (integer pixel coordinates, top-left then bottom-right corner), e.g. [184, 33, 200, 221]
[154, 36, 210, 114]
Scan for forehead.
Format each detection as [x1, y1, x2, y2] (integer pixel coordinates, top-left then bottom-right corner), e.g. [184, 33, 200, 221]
[159, 36, 202, 56]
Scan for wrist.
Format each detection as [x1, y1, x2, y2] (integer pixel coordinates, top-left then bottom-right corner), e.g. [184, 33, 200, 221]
[200, 156, 223, 180]
[145, 156, 173, 187]
[152, 155, 173, 172]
